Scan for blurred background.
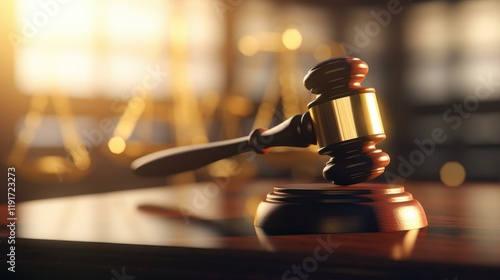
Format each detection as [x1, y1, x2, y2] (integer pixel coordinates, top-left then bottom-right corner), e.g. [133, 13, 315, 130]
[1, 0, 499, 202]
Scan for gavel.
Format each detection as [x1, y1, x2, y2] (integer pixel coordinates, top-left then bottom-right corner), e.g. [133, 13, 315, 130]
[132, 57, 390, 185]
[132, 57, 427, 234]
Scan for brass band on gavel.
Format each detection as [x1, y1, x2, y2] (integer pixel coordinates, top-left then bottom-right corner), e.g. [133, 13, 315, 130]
[308, 91, 385, 152]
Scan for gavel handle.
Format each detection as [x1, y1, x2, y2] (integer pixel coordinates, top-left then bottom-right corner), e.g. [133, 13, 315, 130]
[132, 137, 249, 176]
[131, 113, 316, 177]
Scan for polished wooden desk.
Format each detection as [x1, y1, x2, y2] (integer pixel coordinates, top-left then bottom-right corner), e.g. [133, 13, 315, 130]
[1, 180, 500, 279]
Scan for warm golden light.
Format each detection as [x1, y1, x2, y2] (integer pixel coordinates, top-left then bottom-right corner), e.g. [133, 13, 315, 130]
[391, 229, 420, 260]
[455, 1, 500, 51]
[238, 35, 260, 56]
[34, 156, 68, 174]
[313, 44, 331, 61]
[191, 135, 208, 144]
[282, 28, 302, 50]
[106, 1, 167, 43]
[108, 136, 127, 154]
[224, 95, 254, 117]
[364, 92, 384, 133]
[112, 96, 146, 143]
[72, 153, 91, 171]
[440, 161, 466, 187]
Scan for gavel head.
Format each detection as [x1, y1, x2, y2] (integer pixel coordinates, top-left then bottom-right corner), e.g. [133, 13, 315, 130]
[304, 57, 390, 185]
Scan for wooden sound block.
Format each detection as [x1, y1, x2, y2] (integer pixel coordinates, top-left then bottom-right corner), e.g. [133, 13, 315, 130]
[254, 183, 428, 234]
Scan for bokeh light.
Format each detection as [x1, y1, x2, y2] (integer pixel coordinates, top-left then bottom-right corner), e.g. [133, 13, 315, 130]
[440, 161, 466, 187]
[281, 28, 302, 50]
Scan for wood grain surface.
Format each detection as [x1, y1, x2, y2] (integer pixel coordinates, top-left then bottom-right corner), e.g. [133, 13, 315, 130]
[1, 180, 499, 279]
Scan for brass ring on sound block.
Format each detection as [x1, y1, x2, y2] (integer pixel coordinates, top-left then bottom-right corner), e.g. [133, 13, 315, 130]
[254, 183, 427, 235]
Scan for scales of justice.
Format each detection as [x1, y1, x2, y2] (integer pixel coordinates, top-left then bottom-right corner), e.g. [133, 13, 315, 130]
[132, 57, 428, 234]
